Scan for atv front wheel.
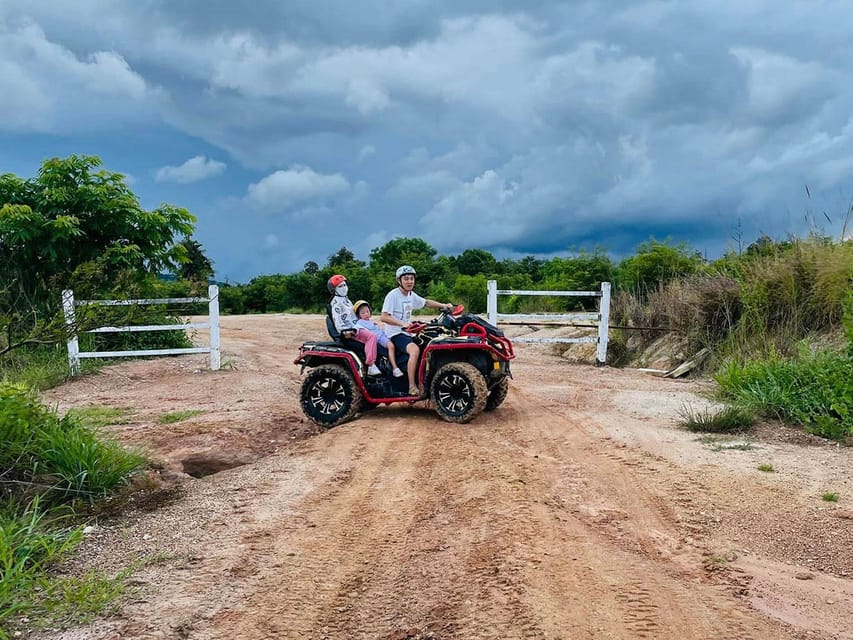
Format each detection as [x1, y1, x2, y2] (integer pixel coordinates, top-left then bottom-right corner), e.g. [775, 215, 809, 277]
[300, 364, 363, 428]
[430, 362, 488, 424]
[485, 377, 509, 411]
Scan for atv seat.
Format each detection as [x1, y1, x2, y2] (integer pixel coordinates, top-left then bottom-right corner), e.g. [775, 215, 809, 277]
[325, 307, 406, 373]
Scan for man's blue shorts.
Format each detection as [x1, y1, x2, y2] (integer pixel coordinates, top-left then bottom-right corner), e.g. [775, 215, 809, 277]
[390, 333, 414, 352]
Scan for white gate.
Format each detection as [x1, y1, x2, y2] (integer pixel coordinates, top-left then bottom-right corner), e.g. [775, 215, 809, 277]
[487, 280, 611, 365]
[62, 285, 221, 375]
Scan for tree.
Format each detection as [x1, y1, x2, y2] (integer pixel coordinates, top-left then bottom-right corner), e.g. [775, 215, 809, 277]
[455, 248, 497, 276]
[326, 246, 365, 270]
[368, 237, 439, 295]
[0, 155, 196, 354]
[613, 239, 703, 295]
[176, 238, 215, 283]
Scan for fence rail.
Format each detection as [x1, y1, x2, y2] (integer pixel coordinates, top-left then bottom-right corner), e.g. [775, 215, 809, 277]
[62, 285, 221, 375]
[487, 280, 611, 365]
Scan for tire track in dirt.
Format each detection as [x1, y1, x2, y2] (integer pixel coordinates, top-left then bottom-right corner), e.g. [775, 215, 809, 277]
[184, 390, 788, 640]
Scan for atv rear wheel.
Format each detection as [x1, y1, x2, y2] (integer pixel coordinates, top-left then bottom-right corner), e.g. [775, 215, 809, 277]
[300, 364, 363, 428]
[430, 362, 488, 424]
[486, 377, 509, 411]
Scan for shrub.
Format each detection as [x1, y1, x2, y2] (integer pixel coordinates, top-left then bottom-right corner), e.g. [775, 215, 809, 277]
[716, 349, 853, 441]
[0, 383, 145, 502]
[678, 403, 756, 433]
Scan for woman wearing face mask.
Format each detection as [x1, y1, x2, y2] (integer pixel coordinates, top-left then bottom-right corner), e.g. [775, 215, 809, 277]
[327, 274, 382, 376]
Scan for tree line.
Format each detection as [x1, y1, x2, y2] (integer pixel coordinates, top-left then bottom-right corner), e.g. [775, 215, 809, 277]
[0, 154, 796, 358]
[204, 238, 706, 316]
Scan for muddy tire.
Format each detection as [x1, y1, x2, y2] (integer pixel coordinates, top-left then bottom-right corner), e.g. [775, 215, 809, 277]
[300, 364, 363, 428]
[486, 377, 509, 411]
[430, 362, 488, 424]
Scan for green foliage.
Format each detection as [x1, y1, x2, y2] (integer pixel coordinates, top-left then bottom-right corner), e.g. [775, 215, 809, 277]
[0, 497, 84, 637]
[614, 239, 703, 296]
[65, 406, 133, 430]
[821, 492, 839, 502]
[0, 387, 143, 637]
[716, 348, 853, 441]
[0, 498, 132, 638]
[0, 344, 99, 391]
[158, 409, 204, 424]
[757, 463, 775, 472]
[0, 383, 145, 501]
[455, 248, 498, 276]
[450, 275, 489, 314]
[1, 155, 199, 359]
[175, 238, 214, 282]
[678, 403, 756, 433]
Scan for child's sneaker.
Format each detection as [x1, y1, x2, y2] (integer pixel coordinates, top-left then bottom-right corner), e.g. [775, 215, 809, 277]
[367, 364, 381, 376]
[392, 367, 404, 378]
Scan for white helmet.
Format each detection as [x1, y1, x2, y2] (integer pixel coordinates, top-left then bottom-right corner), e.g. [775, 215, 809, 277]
[395, 265, 416, 282]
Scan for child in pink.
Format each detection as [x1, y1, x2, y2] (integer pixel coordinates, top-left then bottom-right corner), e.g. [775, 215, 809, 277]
[354, 300, 404, 377]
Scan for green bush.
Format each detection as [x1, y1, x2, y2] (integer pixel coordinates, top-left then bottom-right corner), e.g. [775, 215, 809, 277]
[0, 383, 145, 501]
[716, 349, 853, 441]
[678, 403, 756, 433]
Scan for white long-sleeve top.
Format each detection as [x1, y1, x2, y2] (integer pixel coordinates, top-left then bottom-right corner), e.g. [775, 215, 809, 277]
[330, 294, 359, 333]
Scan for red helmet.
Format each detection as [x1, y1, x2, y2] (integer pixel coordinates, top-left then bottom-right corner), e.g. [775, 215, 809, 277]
[327, 274, 347, 293]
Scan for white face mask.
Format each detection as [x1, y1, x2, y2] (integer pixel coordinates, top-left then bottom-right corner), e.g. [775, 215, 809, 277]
[335, 283, 348, 297]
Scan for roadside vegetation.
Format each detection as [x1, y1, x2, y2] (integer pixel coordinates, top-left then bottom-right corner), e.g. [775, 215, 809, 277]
[1, 156, 191, 636]
[0, 384, 145, 637]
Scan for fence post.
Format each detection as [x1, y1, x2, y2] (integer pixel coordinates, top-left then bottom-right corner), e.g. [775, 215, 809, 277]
[487, 280, 498, 325]
[62, 289, 80, 376]
[208, 284, 221, 371]
[596, 281, 611, 366]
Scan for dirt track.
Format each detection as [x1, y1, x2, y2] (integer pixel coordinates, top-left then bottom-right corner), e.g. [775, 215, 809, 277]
[41, 314, 853, 640]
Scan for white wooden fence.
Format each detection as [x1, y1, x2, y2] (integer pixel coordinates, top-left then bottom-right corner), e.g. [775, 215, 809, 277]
[487, 280, 611, 365]
[62, 285, 221, 375]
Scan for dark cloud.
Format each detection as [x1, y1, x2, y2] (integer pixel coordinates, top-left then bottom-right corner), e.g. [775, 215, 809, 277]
[2, 0, 852, 280]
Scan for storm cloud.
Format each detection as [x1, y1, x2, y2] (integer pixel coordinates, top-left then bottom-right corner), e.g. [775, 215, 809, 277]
[1, 0, 851, 280]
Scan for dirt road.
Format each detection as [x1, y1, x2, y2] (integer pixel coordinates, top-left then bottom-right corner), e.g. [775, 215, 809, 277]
[43, 314, 853, 640]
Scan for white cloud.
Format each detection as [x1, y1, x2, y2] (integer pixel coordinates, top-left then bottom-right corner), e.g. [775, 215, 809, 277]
[155, 155, 226, 183]
[731, 46, 834, 122]
[358, 144, 376, 161]
[0, 20, 162, 133]
[246, 165, 350, 211]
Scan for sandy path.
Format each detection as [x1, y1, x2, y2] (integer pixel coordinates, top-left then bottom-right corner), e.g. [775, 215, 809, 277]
[36, 314, 853, 640]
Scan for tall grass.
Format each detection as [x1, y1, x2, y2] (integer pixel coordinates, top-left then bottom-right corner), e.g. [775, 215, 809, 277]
[0, 344, 99, 391]
[612, 237, 853, 361]
[0, 498, 82, 637]
[1, 384, 146, 502]
[716, 348, 853, 441]
[0, 383, 146, 637]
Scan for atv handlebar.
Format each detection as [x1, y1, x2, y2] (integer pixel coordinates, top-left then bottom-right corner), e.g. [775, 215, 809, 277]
[406, 304, 465, 334]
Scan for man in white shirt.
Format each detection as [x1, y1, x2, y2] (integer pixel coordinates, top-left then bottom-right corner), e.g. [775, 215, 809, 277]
[381, 265, 453, 397]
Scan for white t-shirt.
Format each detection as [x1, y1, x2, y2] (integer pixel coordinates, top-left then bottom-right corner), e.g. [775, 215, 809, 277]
[382, 287, 426, 338]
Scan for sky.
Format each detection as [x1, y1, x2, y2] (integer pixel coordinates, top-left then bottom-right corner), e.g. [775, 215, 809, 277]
[2, 1, 852, 283]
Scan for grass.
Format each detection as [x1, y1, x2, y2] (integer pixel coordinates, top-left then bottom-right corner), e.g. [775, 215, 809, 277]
[65, 406, 134, 429]
[757, 463, 775, 472]
[694, 435, 755, 451]
[0, 344, 101, 391]
[158, 409, 204, 424]
[679, 403, 756, 433]
[822, 492, 840, 502]
[716, 348, 853, 441]
[0, 384, 146, 639]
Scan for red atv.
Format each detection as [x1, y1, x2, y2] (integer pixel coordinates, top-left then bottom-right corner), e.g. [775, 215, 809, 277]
[294, 305, 514, 426]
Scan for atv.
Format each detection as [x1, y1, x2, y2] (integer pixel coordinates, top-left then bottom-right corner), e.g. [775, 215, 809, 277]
[294, 305, 514, 427]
